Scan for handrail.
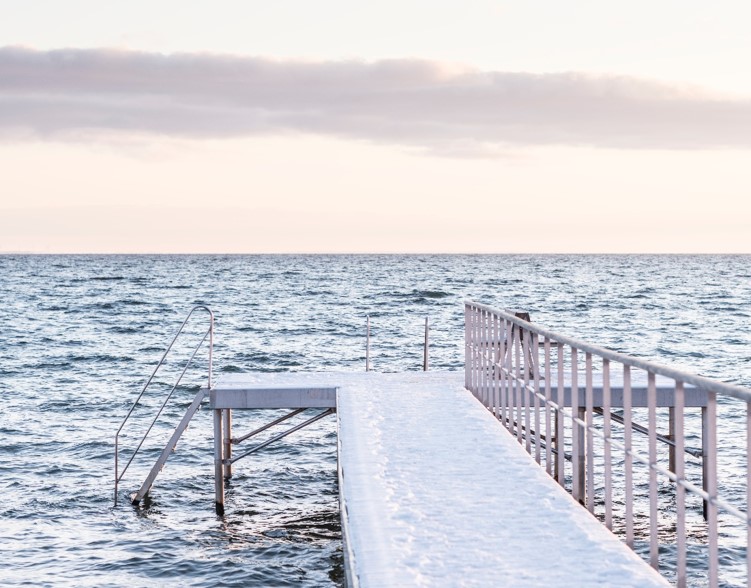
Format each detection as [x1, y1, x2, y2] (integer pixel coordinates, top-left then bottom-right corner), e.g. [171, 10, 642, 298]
[467, 300, 751, 402]
[464, 301, 751, 588]
[114, 305, 214, 505]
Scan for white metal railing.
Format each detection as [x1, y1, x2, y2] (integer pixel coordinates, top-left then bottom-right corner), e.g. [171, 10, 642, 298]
[114, 305, 214, 504]
[465, 301, 751, 588]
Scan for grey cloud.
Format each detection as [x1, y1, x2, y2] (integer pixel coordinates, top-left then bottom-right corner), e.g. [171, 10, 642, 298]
[1, 46, 750, 151]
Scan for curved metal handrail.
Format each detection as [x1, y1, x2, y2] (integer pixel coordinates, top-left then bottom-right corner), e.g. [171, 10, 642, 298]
[114, 305, 214, 505]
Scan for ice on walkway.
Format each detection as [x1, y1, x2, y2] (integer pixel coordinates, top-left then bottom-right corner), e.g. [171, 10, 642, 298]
[212, 371, 668, 587]
[336, 371, 668, 588]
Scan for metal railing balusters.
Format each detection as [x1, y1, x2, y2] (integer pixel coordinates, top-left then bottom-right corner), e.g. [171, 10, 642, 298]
[523, 329, 532, 454]
[483, 309, 490, 406]
[648, 370, 659, 569]
[747, 401, 751, 588]
[544, 337, 552, 476]
[603, 358, 613, 531]
[572, 347, 582, 503]
[533, 332, 541, 464]
[514, 329, 522, 444]
[493, 313, 501, 419]
[488, 309, 494, 408]
[675, 381, 687, 588]
[464, 302, 751, 587]
[477, 308, 484, 404]
[585, 352, 594, 513]
[501, 319, 514, 433]
[477, 311, 488, 406]
[707, 391, 718, 586]
[624, 364, 634, 549]
[556, 341, 565, 485]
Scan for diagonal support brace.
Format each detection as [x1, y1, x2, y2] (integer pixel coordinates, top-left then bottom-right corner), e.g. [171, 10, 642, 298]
[227, 408, 335, 465]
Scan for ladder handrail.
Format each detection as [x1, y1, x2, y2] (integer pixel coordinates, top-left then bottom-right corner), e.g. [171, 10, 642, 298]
[114, 305, 214, 504]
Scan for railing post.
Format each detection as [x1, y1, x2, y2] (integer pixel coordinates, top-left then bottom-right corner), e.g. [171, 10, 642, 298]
[423, 316, 429, 371]
[366, 315, 371, 372]
[555, 343, 565, 485]
[214, 409, 225, 515]
[464, 305, 470, 390]
[669, 406, 676, 474]
[706, 392, 718, 587]
[702, 406, 709, 521]
[647, 371, 659, 570]
[572, 348, 583, 504]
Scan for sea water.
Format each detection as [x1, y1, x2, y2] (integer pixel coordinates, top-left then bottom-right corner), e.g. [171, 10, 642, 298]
[0, 254, 749, 587]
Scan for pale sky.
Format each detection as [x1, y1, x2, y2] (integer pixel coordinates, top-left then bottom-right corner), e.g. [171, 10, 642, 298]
[1, 0, 750, 253]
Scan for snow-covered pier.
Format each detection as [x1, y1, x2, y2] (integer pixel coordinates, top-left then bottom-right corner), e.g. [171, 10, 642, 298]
[208, 370, 667, 587]
[116, 303, 751, 587]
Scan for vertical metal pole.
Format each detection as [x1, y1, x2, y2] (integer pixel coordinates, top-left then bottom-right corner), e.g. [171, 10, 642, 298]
[544, 338, 552, 476]
[515, 328, 522, 444]
[207, 311, 214, 389]
[603, 359, 612, 530]
[572, 347, 583, 503]
[556, 343, 565, 485]
[702, 406, 709, 521]
[624, 365, 634, 549]
[492, 312, 500, 419]
[478, 309, 485, 403]
[367, 314, 373, 371]
[114, 439, 119, 506]
[503, 319, 511, 430]
[214, 409, 225, 515]
[576, 406, 585, 503]
[533, 332, 541, 464]
[223, 409, 233, 480]
[707, 392, 718, 587]
[675, 382, 687, 588]
[423, 316, 429, 371]
[746, 401, 751, 588]
[747, 402, 751, 588]
[464, 305, 470, 390]
[585, 352, 594, 513]
[481, 309, 488, 406]
[647, 371, 659, 570]
[669, 406, 676, 474]
[478, 307, 484, 396]
[523, 328, 531, 453]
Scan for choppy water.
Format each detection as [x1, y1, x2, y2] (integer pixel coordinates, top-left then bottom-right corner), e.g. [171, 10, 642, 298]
[0, 254, 749, 587]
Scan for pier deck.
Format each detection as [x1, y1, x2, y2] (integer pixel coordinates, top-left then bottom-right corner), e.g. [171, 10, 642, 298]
[211, 371, 668, 587]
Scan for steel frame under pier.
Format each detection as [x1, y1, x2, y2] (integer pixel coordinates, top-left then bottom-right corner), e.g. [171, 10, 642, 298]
[208, 384, 337, 515]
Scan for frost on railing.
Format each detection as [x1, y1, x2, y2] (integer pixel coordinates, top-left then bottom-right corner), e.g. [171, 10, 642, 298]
[464, 301, 751, 588]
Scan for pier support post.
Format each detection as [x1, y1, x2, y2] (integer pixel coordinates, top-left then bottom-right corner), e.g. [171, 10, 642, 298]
[214, 409, 225, 515]
[223, 409, 233, 480]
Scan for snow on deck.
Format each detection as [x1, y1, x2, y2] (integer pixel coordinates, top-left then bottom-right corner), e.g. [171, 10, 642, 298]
[336, 371, 668, 588]
[212, 371, 668, 587]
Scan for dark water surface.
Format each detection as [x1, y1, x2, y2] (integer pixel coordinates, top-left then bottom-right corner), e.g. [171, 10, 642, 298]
[0, 254, 749, 586]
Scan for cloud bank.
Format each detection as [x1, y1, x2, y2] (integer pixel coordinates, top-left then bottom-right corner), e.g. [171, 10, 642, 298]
[1, 46, 750, 152]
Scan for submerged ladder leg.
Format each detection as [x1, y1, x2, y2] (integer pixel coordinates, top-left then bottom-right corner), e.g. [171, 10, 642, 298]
[131, 388, 207, 505]
[214, 409, 225, 515]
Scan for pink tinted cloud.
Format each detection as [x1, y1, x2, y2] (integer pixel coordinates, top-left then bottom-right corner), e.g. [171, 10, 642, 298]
[1, 46, 750, 152]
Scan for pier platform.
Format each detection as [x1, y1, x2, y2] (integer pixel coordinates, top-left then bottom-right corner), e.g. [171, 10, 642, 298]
[211, 371, 668, 587]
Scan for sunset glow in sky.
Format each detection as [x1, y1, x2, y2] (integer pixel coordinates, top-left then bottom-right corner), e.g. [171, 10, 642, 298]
[2, 1, 750, 253]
